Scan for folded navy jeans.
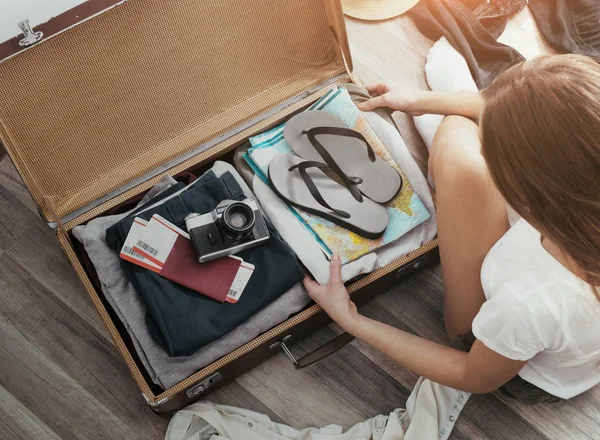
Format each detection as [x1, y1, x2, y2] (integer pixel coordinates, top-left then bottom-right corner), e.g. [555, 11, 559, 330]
[106, 170, 303, 357]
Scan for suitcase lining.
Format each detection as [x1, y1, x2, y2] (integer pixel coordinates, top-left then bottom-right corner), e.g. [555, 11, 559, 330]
[0, 0, 350, 222]
[62, 81, 350, 231]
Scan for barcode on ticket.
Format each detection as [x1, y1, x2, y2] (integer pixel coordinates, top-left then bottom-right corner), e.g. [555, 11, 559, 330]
[136, 240, 159, 256]
[227, 288, 241, 300]
[122, 246, 145, 259]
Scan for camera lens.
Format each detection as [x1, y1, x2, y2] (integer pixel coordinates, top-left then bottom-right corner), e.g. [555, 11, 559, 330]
[222, 202, 255, 239]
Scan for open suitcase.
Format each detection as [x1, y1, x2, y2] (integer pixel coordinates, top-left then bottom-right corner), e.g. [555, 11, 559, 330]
[0, 0, 438, 414]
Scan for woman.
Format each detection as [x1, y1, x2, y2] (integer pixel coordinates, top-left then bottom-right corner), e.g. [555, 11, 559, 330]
[303, 55, 600, 403]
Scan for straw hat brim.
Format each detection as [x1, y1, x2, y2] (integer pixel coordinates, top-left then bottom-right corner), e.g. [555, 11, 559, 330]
[342, 0, 420, 21]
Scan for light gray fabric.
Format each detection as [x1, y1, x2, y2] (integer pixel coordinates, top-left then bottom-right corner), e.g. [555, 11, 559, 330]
[164, 378, 470, 440]
[73, 162, 309, 389]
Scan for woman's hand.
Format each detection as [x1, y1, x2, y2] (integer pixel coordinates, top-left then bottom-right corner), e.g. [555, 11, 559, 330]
[358, 82, 484, 120]
[302, 257, 525, 394]
[358, 82, 428, 115]
[302, 254, 359, 331]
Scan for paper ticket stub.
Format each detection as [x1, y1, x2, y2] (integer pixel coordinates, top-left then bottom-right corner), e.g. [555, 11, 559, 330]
[226, 261, 255, 303]
[133, 215, 181, 267]
[119, 218, 162, 273]
[146, 214, 190, 239]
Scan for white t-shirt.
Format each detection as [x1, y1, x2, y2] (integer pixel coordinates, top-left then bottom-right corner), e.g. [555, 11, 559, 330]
[473, 219, 600, 399]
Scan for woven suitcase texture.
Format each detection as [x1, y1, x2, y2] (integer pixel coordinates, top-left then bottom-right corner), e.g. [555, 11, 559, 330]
[0, 0, 348, 222]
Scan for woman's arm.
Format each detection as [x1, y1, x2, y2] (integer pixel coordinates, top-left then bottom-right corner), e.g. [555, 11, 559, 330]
[347, 313, 525, 393]
[303, 256, 526, 394]
[357, 82, 484, 120]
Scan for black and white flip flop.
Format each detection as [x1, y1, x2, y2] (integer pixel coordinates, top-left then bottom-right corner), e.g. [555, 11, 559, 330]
[268, 154, 389, 239]
[284, 110, 402, 204]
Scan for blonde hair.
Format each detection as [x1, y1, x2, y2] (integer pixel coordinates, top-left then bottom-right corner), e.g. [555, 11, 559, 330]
[480, 55, 600, 296]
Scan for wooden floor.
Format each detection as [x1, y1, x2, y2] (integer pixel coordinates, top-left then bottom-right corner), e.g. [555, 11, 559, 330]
[1, 9, 599, 440]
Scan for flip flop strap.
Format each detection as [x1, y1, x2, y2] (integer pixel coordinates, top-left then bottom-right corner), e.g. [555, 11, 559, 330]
[303, 126, 377, 202]
[288, 161, 351, 219]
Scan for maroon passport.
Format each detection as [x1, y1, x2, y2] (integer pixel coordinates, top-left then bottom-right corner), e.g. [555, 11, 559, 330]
[159, 235, 242, 303]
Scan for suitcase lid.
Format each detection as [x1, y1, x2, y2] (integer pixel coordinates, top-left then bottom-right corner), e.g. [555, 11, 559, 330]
[0, 0, 351, 224]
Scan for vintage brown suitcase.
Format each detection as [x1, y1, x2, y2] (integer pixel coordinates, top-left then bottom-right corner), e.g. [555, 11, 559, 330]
[0, 0, 438, 414]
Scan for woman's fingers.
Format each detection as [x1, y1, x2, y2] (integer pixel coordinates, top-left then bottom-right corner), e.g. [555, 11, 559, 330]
[364, 82, 390, 96]
[302, 257, 343, 296]
[302, 274, 319, 291]
[328, 253, 343, 286]
[357, 94, 388, 111]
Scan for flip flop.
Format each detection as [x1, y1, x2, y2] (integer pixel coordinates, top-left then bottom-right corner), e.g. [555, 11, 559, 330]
[284, 110, 402, 204]
[268, 154, 389, 239]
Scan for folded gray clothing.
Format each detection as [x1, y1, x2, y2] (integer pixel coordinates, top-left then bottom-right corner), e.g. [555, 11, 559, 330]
[73, 162, 310, 389]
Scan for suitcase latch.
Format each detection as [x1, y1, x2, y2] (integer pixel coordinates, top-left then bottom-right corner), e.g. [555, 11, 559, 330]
[186, 372, 222, 399]
[396, 253, 430, 280]
[269, 335, 298, 366]
[18, 20, 44, 47]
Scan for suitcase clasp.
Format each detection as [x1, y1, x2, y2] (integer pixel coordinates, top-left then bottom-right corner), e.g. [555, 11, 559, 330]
[186, 372, 222, 399]
[18, 20, 44, 47]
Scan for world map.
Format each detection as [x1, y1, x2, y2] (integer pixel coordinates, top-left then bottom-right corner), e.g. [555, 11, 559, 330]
[294, 111, 430, 264]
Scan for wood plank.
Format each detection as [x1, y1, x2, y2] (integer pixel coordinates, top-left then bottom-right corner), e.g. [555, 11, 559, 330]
[296, 326, 412, 417]
[236, 349, 369, 429]
[237, 324, 411, 431]
[495, 389, 600, 440]
[0, 178, 108, 339]
[0, 384, 62, 440]
[0, 167, 29, 251]
[0, 420, 24, 440]
[0, 253, 168, 440]
[209, 380, 285, 424]
[0, 317, 139, 440]
[0, 156, 38, 214]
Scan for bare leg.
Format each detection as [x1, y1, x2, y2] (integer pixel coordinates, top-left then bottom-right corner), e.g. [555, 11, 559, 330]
[429, 115, 510, 339]
[414, 37, 478, 153]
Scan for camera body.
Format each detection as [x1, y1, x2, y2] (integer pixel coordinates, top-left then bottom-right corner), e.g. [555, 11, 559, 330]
[185, 199, 270, 263]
